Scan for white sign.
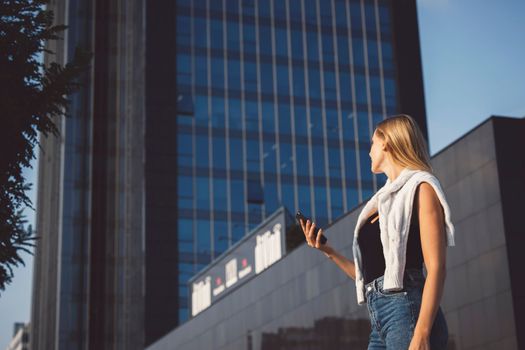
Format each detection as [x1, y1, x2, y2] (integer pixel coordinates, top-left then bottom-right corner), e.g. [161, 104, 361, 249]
[255, 223, 282, 274]
[191, 276, 211, 317]
[189, 208, 288, 318]
[225, 258, 238, 288]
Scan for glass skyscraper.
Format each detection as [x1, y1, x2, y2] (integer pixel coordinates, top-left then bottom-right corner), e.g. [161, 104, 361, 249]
[31, 0, 427, 348]
[171, 0, 425, 325]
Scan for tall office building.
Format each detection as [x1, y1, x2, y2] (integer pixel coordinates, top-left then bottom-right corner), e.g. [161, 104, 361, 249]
[30, 0, 427, 348]
[152, 0, 427, 332]
[31, 0, 146, 349]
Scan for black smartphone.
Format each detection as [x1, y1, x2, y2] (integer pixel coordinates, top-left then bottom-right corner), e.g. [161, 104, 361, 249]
[295, 211, 328, 244]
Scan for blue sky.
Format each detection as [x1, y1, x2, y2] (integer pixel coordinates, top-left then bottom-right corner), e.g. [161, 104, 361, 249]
[417, 0, 525, 154]
[1, 0, 524, 347]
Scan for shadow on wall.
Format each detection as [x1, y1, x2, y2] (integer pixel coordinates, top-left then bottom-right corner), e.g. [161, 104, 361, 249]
[248, 316, 458, 350]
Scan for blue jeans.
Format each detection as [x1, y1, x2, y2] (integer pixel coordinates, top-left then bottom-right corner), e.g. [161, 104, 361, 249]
[365, 268, 449, 350]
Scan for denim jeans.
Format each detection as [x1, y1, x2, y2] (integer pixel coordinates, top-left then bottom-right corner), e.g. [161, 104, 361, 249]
[365, 268, 449, 350]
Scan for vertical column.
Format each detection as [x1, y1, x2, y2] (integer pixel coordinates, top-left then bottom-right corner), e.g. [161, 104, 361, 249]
[272, 1, 295, 216]
[144, 0, 178, 343]
[290, 0, 312, 218]
[300, 0, 316, 219]
[210, 0, 228, 257]
[226, 0, 246, 243]
[269, 0, 283, 212]
[238, 0, 249, 232]
[254, 0, 266, 219]
[331, 0, 348, 213]
[190, 0, 198, 277]
[175, 0, 195, 324]
[205, 0, 215, 259]
[336, 0, 361, 210]
[315, 0, 332, 224]
[358, 0, 376, 195]
[374, 0, 388, 120]
[284, 0, 299, 214]
[223, 0, 233, 246]
[348, 1, 366, 203]
[241, 0, 263, 230]
[257, 0, 279, 219]
[192, 0, 212, 288]
[90, 0, 111, 347]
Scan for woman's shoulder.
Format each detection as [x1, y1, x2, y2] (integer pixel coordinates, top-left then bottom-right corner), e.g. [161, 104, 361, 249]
[408, 171, 447, 202]
[408, 169, 441, 185]
[397, 170, 443, 197]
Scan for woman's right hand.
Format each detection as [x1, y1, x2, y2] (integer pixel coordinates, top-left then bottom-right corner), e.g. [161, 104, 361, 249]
[299, 218, 334, 258]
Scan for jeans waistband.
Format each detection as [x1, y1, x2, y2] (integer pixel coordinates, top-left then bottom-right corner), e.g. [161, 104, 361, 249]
[365, 268, 425, 294]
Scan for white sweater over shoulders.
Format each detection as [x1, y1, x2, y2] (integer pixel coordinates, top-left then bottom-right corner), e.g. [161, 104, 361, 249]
[352, 167, 455, 305]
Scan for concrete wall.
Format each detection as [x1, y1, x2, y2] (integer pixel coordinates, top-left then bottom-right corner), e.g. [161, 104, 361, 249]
[433, 117, 518, 349]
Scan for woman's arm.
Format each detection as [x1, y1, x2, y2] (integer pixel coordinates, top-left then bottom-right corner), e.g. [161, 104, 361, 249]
[300, 220, 357, 280]
[323, 245, 357, 280]
[411, 182, 448, 345]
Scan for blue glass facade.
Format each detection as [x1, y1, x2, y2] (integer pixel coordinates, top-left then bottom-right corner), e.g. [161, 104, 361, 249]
[175, 0, 398, 322]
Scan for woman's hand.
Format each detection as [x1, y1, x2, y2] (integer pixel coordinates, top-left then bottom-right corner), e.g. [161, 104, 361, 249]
[299, 218, 333, 257]
[408, 332, 430, 350]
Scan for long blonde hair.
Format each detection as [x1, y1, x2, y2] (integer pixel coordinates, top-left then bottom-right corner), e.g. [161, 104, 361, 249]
[375, 114, 433, 173]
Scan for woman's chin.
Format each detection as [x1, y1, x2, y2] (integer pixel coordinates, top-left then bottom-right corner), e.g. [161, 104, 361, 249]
[371, 166, 382, 174]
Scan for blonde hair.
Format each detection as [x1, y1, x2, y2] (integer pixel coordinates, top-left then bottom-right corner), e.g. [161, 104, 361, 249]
[375, 114, 433, 173]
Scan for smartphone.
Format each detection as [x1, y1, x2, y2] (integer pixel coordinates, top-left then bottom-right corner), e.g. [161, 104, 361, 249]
[295, 211, 328, 244]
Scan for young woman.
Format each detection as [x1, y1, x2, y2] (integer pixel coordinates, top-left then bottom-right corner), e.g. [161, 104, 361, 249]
[299, 114, 455, 350]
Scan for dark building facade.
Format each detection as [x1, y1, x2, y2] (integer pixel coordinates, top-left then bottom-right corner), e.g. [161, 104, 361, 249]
[30, 0, 146, 349]
[30, 0, 428, 348]
[147, 116, 525, 350]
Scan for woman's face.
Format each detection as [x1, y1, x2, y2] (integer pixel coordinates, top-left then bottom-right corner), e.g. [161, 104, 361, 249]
[369, 130, 387, 174]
